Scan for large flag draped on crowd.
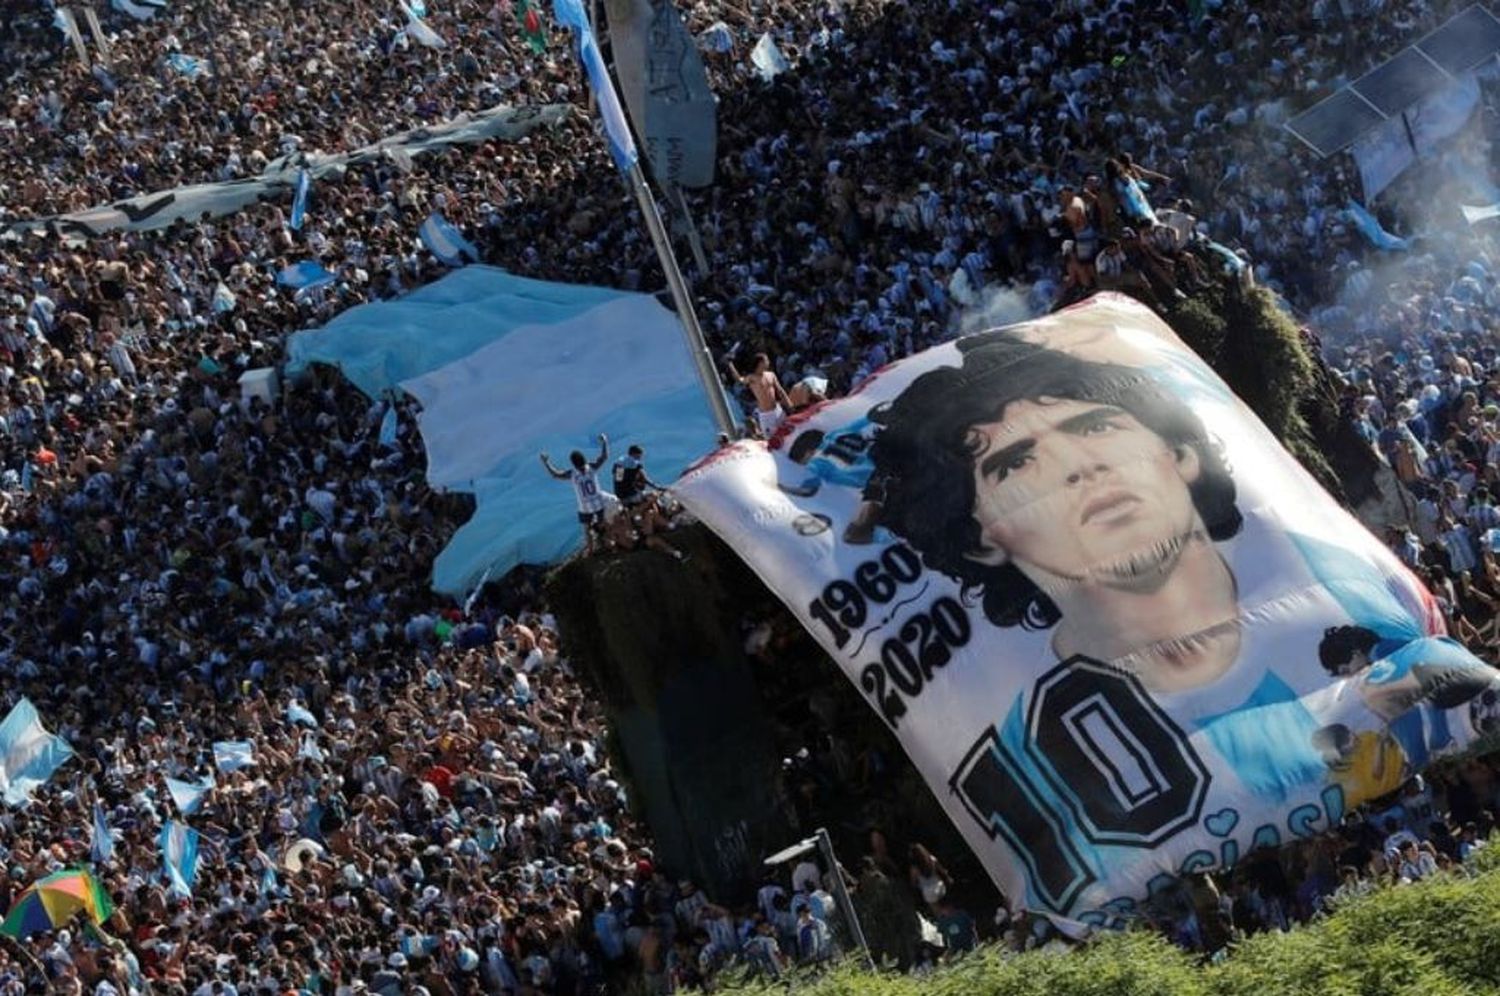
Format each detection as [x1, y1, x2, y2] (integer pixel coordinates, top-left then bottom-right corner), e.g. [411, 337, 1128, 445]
[1, 104, 569, 241]
[287, 266, 724, 595]
[0, 698, 73, 807]
[674, 294, 1500, 927]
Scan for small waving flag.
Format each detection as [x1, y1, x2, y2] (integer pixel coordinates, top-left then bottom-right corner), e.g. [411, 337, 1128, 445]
[553, 0, 638, 173]
[91, 804, 114, 866]
[276, 261, 336, 295]
[418, 213, 481, 267]
[212, 741, 256, 774]
[164, 774, 215, 816]
[160, 821, 201, 897]
[514, 0, 547, 53]
[289, 168, 311, 231]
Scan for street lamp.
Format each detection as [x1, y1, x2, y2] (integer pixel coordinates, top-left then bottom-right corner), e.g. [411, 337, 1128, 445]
[764, 827, 874, 970]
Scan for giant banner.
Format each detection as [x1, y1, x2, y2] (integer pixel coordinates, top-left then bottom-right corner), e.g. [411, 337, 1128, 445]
[675, 294, 1500, 924]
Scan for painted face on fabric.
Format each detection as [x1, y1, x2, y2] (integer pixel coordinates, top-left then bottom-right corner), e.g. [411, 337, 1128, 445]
[965, 398, 1203, 585]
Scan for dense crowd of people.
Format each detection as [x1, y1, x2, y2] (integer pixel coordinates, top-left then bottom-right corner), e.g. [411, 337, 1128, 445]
[1, 0, 1500, 989]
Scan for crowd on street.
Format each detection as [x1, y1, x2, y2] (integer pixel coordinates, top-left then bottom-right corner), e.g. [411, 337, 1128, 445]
[2, 0, 1500, 989]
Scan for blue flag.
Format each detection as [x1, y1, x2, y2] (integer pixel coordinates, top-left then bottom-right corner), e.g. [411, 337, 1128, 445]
[165, 53, 207, 79]
[91, 803, 115, 865]
[379, 403, 399, 448]
[553, 0, 639, 172]
[164, 774, 215, 816]
[286, 701, 318, 728]
[113, 0, 167, 19]
[0, 698, 74, 806]
[289, 168, 311, 231]
[276, 260, 336, 294]
[418, 213, 481, 267]
[261, 863, 281, 899]
[160, 821, 201, 897]
[1346, 200, 1409, 251]
[212, 740, 256, 774]
[212, 282, 237, 314]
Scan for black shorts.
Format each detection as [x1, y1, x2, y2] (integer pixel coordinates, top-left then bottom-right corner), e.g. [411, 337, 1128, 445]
[578, 509, 604, 526]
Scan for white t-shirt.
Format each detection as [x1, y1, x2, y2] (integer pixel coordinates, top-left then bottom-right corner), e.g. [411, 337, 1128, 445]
[570, 467, 605, 514]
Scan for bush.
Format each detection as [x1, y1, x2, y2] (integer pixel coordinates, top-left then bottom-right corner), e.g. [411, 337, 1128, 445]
[715, 866, 1500, 996]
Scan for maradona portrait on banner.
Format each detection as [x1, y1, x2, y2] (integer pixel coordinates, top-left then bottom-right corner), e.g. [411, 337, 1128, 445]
[865, 326, 1498, 918]
[676, 296, 1500, 924]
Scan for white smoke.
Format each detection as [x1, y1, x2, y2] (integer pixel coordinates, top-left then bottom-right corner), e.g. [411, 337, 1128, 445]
[959, 282, 1043, 335]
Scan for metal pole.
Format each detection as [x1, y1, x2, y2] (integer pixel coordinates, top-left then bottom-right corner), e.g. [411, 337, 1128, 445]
[668, 183, 712, 277]
[625, 159, 738, 437]
[816, 827, 874, 970]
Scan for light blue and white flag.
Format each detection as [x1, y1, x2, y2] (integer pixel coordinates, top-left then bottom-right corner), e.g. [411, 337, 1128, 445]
[160, 821, 201, 897]
[276, 260, 336, 294]
[91, 803, 115, 865]
[289, 168, 311, 231]
[164, 774, 215, 816]
[286, 267, 727, 594]
[261, 863, 281, 899]
[378, 403, 400, 448]
[1345, 199, 1409, 251]
[113, 0, 166, 19]
[553, 0, 639, 172]
[286, 701, 318, 728]
[212, 740, 256, 774]
[0, 698, 74, 807]
[418, 213, 480, 267]
[165, 53, 207, 79]
[211, 282, 237, 313]
[699, 21, 734, 53]
[1462, 203, 1500, 225]
[298, 731, 326, 763]
[750, 32, 790, 81]
[400, 0, 446, 48]
[410, 0, 427, 14]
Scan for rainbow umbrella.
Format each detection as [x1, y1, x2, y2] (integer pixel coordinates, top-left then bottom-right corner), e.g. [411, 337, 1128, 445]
[0, 869, 114, 939]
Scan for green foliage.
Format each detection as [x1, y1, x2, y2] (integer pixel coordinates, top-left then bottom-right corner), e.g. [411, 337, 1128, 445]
[716, 867, 1500, 996]
[1162, 283, 1341, 497]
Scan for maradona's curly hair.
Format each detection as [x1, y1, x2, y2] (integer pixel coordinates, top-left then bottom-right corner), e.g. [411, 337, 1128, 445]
[867, 330, 1242, 629]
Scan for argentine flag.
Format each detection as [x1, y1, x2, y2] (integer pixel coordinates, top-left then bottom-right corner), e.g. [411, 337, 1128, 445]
[277, 261, 336, 295]
[160, 821, 201, 897]
[1345, 199, 1409, 252]
[379, 403, 400, 448]
[211, 282, 237, 314]
[289, 168, 311, 231]
[112, 0, 166, 20]
[418, 213, 480, 267]
[166, 53, 208, 79]
[0, 698, 73, 807]
[212, 741, 256, 774]
[286, 266, 727, 594]
[165, 774, 215, 816]
[400, 0, 446, 48]
[553, 0, 638, 172]
[286, 700, 318, 728]
[91, 803, 115, 865]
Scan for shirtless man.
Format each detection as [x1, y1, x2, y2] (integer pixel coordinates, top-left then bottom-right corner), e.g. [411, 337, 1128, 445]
[726, 352, 793, 438]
